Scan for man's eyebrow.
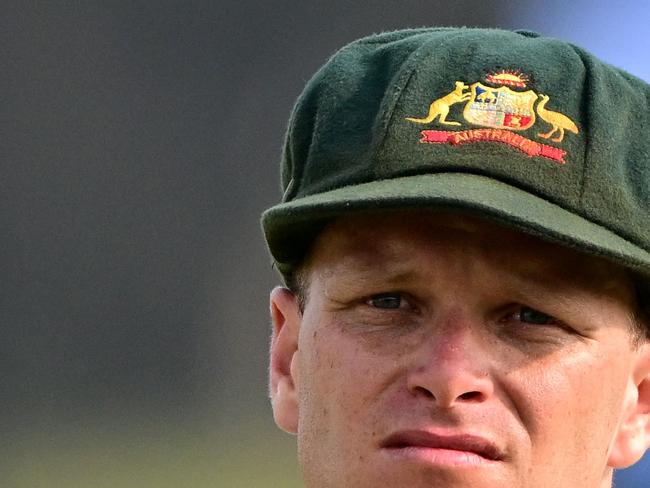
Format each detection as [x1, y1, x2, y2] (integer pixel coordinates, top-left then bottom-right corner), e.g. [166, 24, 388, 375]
[501, 259, 630, 299]
[330, 264, 421, 282]
[319, 257, 423, 287]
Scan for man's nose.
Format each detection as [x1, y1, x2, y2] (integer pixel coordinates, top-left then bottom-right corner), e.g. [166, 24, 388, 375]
[406, 317, 494, 408]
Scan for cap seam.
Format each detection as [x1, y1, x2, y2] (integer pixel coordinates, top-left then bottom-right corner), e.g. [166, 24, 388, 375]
[575, 46, 592, 213]
[372, 35, 453, 158]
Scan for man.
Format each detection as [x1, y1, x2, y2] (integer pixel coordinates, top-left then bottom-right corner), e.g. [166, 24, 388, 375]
[261, 27, 650, 487]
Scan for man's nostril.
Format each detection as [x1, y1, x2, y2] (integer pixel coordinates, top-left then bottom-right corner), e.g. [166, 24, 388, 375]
[459, 391, 483, 401]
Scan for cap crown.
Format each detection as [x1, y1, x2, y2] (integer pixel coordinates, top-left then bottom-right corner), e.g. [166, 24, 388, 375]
[266, 28, 650, 284]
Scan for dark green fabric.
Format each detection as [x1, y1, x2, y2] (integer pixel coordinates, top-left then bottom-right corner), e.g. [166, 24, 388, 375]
[262, 27, 650, 293]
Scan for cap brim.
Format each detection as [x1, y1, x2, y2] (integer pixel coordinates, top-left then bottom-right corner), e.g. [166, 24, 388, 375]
[262, 172, 650, 279]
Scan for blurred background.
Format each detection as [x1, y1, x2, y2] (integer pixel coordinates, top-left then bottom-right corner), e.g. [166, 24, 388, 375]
[3, 1, 649, 486]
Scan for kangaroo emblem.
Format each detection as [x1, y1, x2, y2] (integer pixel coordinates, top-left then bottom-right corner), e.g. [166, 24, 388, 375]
[407, 71, 577, 164]
[536, 94, 579, 142]
[406, 81, 471, 126]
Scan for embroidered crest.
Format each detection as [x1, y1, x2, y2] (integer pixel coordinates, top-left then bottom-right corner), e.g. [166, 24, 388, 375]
[486, 69, 530, 88]
[463, 83, 537, 130]
[405, 71, 579, 164]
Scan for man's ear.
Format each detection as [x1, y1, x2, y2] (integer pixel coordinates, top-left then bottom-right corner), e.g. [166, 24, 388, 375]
[269, 286, 301, 434]
[608, 343, 650, 468]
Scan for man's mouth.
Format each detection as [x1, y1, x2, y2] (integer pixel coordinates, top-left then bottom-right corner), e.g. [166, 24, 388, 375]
[380, 430, 504, 465]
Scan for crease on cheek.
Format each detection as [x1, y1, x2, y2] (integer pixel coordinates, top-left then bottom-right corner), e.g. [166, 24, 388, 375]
[493, 354, 570, 445]
[503, 349, 628, 463]
[311, 320, 409, 419]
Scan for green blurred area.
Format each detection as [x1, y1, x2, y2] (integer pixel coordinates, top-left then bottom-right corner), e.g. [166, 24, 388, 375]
[6, 417, 302, 488]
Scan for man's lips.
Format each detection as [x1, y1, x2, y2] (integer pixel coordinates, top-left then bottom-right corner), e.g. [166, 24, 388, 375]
[380, 430, 505, 462]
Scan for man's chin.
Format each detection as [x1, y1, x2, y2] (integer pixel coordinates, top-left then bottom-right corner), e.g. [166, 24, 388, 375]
[322, 452, 511, 488]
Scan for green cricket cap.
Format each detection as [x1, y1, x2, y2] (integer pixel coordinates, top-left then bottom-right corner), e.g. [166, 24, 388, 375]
[261, 27, 650, 292]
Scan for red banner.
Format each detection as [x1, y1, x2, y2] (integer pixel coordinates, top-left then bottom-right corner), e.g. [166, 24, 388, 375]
[420, 129, 566, 164]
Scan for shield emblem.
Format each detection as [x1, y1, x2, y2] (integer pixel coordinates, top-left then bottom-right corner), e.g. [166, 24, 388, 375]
[463, 82, 537, 130]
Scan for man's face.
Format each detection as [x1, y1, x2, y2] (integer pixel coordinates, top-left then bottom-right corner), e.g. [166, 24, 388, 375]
[269, 212, 650, 488]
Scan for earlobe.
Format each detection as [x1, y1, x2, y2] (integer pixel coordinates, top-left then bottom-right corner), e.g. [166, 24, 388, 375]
[269, 286, 302, 434]
[608, 344, 650, 468]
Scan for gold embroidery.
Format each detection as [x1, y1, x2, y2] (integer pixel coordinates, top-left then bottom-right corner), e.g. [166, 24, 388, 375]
[405, 72, 580, 162]
[535, 94, 579, 142]
[405, 81, 471, 126]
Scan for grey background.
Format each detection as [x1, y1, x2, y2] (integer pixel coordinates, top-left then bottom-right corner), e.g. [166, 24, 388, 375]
[3, 1, 649, 486]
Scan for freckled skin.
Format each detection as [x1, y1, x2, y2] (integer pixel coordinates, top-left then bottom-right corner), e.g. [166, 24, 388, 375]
[270, 212, 650, 488]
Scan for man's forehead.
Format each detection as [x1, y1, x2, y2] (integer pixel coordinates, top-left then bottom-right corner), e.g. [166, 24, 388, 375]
[312, 210, 559, 258]
[306, 210, 633, 291]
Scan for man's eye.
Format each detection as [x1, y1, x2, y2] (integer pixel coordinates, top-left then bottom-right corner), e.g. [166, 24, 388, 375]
[368, 294, 403, 309]
[517, 307, 556, 325]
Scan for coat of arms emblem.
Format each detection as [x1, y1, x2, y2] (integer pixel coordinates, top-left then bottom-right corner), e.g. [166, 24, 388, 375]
[405, 70, 580, 163]
[463, 82, 537, 130]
